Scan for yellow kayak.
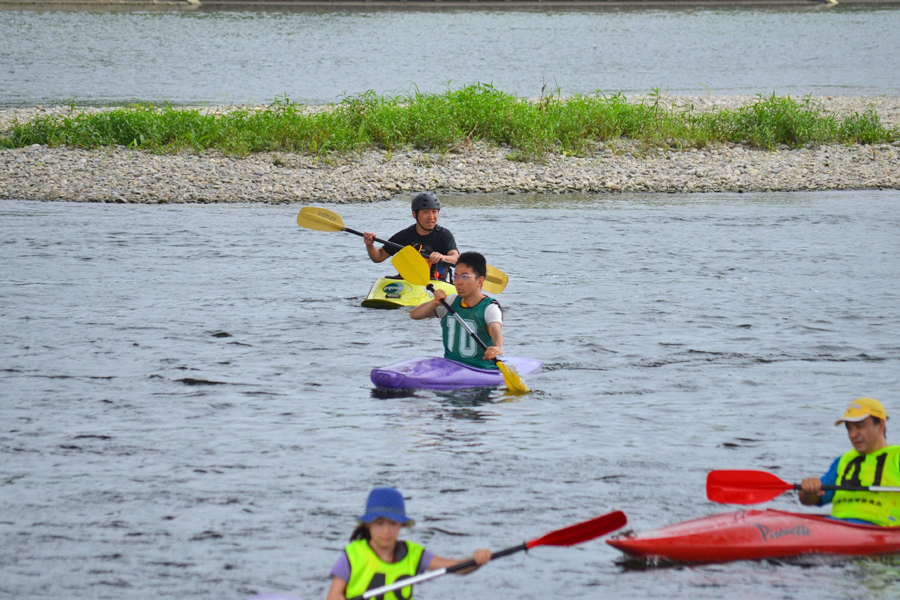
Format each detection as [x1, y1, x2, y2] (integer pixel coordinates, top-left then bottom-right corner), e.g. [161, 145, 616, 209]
[361, 277, 456, 309]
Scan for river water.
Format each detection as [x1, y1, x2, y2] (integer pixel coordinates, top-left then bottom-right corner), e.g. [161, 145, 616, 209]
[1, 6, 900, 107]
[2, 191, 900, 599]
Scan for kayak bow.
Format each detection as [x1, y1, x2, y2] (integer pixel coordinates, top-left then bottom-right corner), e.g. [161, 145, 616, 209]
[361, 277, 455, 309]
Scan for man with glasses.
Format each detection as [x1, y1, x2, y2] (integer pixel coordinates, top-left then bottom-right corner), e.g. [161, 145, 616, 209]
[409, 252, 503, 370]
[363, 192, 458, 281]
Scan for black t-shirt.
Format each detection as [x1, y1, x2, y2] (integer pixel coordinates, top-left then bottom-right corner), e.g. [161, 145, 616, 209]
[385, 224, 458, 257]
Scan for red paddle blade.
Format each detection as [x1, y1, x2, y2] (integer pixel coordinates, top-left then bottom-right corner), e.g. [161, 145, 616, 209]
[707, 470, 793, 504]
[526, 511, 627, 549]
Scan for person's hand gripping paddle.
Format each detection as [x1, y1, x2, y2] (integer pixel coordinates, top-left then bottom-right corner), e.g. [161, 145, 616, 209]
[346, 510, 627, 600]
[296, 206, 509, 294]
[707, 469, 900, 504]
[392, 245, 528, 394]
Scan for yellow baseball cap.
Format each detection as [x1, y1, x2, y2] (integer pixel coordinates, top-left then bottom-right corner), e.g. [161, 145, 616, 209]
[835, 397, 887, 425]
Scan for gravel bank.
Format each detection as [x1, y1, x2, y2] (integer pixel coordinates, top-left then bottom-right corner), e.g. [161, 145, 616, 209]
[2, 96, 899, 203]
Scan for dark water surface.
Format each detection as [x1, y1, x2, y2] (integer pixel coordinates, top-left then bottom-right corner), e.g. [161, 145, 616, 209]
[1, 6, 899, 107]
[2, 191, 900, 599]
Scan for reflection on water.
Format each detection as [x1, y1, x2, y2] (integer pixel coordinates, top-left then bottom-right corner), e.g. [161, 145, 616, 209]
[370, 387, 420, 400]
[850, 554, 900, 595]
[1, 191, 899, 599]
[1, 7, 899, 107]
[372, 384, 525, 420]
[436, 387, 498, 420]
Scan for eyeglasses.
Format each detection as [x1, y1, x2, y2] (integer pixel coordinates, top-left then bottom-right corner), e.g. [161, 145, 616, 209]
[456, 273, 480, 282]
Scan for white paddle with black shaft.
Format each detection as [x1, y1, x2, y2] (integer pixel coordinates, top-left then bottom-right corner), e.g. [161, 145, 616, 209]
[392, 245, 528, 394]
[346, 510, 627, 600]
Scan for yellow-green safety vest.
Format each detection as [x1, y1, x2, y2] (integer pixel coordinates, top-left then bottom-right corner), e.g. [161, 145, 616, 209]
[833, 445, 900, 527]
[344, 539, 425, 600]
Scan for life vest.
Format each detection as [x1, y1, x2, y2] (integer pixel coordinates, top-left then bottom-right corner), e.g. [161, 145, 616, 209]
[409, 243, 449, 281]
[344, 539, 425, 600]
[441, 295, 500, 370]
[832, 445, 900, 527]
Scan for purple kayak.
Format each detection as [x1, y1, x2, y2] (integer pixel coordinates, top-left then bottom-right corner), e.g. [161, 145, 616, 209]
[371, 356, 542, 391]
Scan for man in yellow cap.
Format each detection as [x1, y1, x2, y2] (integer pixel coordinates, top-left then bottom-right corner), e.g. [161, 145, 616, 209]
[800, 398, 900, 526]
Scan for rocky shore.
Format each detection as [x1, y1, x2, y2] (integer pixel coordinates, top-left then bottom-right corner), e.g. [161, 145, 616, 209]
[2, 95, 899, 203]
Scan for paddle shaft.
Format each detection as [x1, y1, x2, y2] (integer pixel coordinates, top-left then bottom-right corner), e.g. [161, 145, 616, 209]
[341, 225, 455, 269]
[427, 284, 492, 355]
[796, 484, 900, 493]
[352, 543, 528, 600]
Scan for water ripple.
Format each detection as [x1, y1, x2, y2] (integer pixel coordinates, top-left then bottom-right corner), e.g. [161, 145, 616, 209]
[1, 191, 899, 599]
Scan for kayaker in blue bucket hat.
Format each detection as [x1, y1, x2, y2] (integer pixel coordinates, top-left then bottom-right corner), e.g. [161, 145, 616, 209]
[358, 486, 415, 525]
[326, 487, 490, 600]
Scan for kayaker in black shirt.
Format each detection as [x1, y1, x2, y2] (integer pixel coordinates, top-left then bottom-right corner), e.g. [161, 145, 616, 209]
[363, 192, 459, 280]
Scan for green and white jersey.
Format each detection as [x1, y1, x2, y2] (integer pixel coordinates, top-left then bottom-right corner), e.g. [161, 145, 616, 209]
[436, 294, 502, 370]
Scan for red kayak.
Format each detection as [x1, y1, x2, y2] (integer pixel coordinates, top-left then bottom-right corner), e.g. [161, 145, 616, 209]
[607, 509, 900, 563]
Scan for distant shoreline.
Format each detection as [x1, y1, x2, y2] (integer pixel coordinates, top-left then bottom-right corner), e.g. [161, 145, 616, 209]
[2, 98, 899, 203]
[2, 139, 898, 204]
[3, 0, 900, 9]
[2, 96, 898, 203]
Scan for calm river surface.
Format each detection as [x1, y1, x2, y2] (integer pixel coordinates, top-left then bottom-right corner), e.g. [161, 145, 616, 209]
[2, 191, 900, 599]
[1, 6, 899, 107]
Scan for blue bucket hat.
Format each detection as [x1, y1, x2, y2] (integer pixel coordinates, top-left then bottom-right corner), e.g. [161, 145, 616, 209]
[358, 487, 414, 526]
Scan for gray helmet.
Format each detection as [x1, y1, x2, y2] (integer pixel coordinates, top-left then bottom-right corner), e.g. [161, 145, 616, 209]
[411, 192, 441, 212]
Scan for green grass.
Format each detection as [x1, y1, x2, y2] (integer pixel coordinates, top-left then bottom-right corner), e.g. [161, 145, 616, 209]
[1, 85, 896, 160]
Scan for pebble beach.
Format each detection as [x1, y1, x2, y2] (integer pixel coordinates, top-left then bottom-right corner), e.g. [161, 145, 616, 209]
[2, 95, 899, 203]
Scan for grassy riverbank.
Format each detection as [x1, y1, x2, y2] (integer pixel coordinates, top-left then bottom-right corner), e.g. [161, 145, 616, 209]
[2, 85, 897, 159]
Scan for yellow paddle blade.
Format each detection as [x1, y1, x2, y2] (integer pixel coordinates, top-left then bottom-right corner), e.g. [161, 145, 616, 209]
[296, 206, 347, 232]
[498, 361, 529, 395]
[482, 265, 509, 295]
[392, 245, 431, 286]
[396, 244, 509, 294]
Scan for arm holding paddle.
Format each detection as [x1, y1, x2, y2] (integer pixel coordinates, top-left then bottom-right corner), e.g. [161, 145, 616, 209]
[799, 458, 842, 505]
[408, 289, 445, 319]
[363, 232, 391, 263]
[364, 231, 458, 266]
[799, 477, 826, 505]
[327, 549, 492, 600]
[430, 249, 459, 266]
[325, 578, 345, 600]
[483, 322, 503, 361]
[428, 548, 492, 574]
